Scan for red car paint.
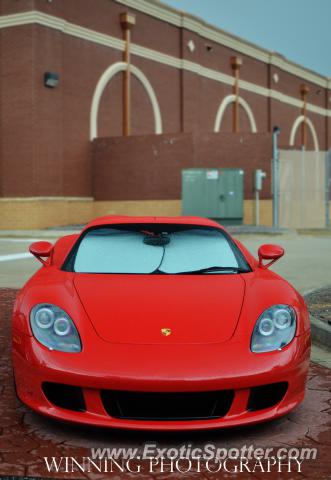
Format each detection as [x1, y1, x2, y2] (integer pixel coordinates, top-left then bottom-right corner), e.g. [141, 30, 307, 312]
[12, 216, 311, 430]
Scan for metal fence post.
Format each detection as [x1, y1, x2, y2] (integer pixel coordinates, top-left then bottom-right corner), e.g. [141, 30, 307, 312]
[326, 150, 331, 228]
[272, 127, 280, 228]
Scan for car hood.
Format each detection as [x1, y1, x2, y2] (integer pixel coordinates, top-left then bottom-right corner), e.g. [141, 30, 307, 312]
[74, 273, 245, 345]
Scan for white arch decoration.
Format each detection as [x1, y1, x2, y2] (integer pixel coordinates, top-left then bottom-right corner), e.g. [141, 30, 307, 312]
[90, 61, 163, 140]
[289, 115, 319, 151]
[214, 94, 257, 133]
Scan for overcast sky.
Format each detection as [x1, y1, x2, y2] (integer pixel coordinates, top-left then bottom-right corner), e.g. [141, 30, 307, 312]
[163, 0, 331, 77]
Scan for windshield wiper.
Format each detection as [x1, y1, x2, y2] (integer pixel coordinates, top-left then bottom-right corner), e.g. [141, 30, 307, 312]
[173, 266, 250, 275]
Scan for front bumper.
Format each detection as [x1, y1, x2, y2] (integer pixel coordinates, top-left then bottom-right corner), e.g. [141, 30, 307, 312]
[12, 331, 310, 430]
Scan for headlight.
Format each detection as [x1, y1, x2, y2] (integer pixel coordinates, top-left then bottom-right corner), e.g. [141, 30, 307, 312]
[30, 304, 81, 352]
[251, 305, 296, 353]
[35, 307, 55, 329]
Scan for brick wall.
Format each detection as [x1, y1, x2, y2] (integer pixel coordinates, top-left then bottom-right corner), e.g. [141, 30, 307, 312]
[92, 132, 272, 202]
[0, 1, 329, 202]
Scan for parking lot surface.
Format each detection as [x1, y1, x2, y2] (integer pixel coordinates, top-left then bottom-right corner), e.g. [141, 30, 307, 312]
[1, 231, 331, 294]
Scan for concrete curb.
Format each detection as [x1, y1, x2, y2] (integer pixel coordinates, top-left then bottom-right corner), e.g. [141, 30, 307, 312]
[0, 226, 293, 238]
[310, 315, 331, 350]
[0, 229, 80, 239]
[227, 225, 292, 235]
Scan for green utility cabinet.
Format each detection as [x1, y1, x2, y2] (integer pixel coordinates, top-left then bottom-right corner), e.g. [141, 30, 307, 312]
[182, 168, 244, 225]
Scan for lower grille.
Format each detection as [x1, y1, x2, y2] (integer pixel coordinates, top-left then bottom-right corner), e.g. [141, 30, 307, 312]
[42, 382, 86, 412]
[100, 390, 234, 420]
[248, 382, 288, 411]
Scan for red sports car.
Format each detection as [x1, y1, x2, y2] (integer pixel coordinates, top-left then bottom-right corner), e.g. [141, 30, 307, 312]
[12, 216, 310, 430]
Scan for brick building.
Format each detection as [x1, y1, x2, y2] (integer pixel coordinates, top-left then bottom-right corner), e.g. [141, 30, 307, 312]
[0, 0, 330, 228]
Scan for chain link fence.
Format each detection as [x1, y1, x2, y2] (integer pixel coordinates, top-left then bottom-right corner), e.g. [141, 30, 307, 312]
[278, 150, 329, 229]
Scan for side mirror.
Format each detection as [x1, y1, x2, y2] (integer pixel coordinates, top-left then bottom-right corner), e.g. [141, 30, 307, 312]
[258, 244, 284, 269]
[29, 241, 54, 266]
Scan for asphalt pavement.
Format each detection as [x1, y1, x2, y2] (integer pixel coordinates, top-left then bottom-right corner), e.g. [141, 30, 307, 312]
[1, 230, 331, 294]
[1, 229, 330, 366]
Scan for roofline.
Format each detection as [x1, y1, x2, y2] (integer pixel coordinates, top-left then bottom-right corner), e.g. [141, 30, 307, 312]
[115, 0, 330, 87]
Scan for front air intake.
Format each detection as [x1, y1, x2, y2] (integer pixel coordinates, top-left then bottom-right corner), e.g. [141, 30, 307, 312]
[101, 389, 234, 420]
[42, 382, 86, 412]
[247, 382, 288, 411]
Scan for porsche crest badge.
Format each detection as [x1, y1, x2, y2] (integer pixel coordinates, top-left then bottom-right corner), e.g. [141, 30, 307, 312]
[161, 328, 172, 336]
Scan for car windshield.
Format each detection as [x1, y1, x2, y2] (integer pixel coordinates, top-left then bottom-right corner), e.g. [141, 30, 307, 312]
[68, 224, 250, 274]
